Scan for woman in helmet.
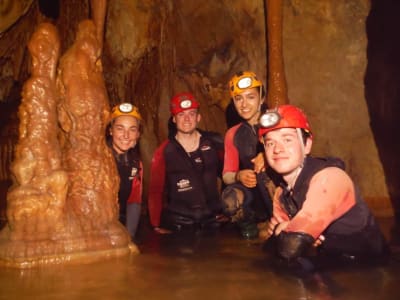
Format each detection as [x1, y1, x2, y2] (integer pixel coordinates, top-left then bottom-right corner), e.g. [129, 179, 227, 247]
[259, 104, 388, 261]
[107, 103, 143, 239]
[222, 71, 273, 239]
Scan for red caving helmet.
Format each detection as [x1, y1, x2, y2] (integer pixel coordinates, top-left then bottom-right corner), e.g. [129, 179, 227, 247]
[258, 104, 312, 138]
[170, 92, 200, 115]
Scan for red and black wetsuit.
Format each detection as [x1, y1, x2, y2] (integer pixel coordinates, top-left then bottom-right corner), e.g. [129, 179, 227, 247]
[223, 122, 272, 221]
[110, 145, 142, 225]
[148, 130, 224, 230]
[273, 156, 388, 260]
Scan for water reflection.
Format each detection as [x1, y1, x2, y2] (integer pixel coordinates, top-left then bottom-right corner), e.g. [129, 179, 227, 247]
[0, 221, 399, 300]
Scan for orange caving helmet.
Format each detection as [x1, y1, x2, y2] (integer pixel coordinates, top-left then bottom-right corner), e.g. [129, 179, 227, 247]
[229, 71, 263, 98]
[170, 92, 200, 115]
[111, 102, 142, 122]
[258, 105, 312, 138]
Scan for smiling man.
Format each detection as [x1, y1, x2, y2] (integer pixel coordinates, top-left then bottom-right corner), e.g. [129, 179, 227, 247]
[148, 92, 225, 234]
[258, 104, 388, 261]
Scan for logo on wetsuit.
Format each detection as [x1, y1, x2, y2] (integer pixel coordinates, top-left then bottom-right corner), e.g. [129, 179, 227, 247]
[129, 167, 138, 180]
[200, 145, 211, 151]
[176, 178, 193, 192]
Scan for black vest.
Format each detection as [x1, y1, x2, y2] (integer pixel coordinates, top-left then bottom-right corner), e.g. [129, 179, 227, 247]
[279, 156, 387, 255]
[163, 132, 222, 220]
[233, 122, 272, 218]
[233, 122, 264, 170]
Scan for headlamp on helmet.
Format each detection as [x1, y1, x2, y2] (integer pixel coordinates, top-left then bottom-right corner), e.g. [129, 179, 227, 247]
[237, 77, 253, 89]
[119, 103, 134, 113]
[229, 71, 263, 98]
[111, 102, 142, 122]
[258, 105, 312, 139]
[180, 99, 193, 109]
[259, 110, 281, 128]
[170, 92, 200, 115]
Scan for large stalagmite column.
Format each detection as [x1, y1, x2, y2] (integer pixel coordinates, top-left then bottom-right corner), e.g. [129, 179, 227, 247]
[0, 0, 138, 268]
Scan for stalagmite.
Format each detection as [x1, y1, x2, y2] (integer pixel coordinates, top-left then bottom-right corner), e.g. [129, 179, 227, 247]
[0, 1, 138, 268]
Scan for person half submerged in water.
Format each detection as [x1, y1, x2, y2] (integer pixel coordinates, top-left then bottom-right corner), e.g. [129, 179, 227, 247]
[258, 104, 388, 268]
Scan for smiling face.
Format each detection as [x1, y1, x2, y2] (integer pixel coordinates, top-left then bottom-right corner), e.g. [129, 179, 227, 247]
[110, 115, 141, 154]
[232, 87, 263, 125]
[173, 108, 201, 134]
[263, 128, 312, 182]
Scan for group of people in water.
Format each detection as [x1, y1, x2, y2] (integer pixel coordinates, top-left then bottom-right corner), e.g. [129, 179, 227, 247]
[107, 70, 388, 265]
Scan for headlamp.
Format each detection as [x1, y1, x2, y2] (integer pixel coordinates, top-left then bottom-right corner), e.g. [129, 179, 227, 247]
[237, 77, 253, 89]
[259, 110, 281, 128]
[110, 102, 142, 121]
[118, 103, 134, 113]
[180, 99, 192, 109]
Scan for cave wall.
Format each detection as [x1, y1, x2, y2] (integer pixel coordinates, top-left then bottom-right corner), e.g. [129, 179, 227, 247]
[365, 0, 400, 222]
[281, 1, 391, 216]
[0, 0, 398, 220]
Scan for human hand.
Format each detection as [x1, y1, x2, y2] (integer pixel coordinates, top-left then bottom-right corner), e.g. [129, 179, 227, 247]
[267, 217, 279, 236]
[257, 221, 271, 240]
[274, 221, 289, 236]
[154, 227, 172, 234]
[267, 216, 288, 236]
[237, 169, 257, 188]
[251, 152, 266, 173]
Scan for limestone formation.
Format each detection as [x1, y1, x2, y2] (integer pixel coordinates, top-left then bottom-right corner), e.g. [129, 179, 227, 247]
[6, 23, 67, 243]
[57, 19, 118, 231]
[0, 2, 138, 268]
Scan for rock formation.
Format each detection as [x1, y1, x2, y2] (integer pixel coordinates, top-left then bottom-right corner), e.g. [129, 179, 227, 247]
[57, 19, 118, 231]
[0, 1, 137, 268]
[6, 22, 67, 242]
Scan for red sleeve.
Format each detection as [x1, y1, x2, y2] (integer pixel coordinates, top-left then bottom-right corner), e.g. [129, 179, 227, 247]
[223, 124, 240, 174]
[127, 161, 143, 204]
[285, 167, 356, 239]
[148, 140, 168, 227]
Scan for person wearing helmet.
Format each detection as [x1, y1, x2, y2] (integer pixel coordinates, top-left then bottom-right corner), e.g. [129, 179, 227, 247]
[148, 92, 225, 234]
[107, 102, 143, 239]
[222, 71, 273, 239]
[259, 104, 388, 262]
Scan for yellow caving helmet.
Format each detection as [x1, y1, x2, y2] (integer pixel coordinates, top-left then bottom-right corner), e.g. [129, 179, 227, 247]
[110, 103, 142, 122]
[229, 71, 263, 98]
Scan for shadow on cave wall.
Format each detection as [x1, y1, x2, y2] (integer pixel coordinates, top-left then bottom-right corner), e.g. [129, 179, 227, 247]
[365, 0, 400, 222]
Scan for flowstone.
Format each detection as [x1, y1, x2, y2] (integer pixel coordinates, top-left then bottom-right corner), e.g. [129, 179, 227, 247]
[0, 2, 138, 268]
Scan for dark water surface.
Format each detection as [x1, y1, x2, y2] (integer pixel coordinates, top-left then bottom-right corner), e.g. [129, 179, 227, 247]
[1, 218, 399, 300]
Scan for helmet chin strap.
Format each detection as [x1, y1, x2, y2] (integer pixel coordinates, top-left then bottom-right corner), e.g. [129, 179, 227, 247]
[296, 128, 306, 164]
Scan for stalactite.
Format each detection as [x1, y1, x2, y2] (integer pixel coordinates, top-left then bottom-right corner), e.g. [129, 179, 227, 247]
[265, 0, 288, 107]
